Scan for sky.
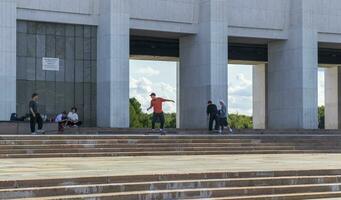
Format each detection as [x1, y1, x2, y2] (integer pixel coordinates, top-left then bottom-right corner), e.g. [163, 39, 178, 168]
[130, 59, 177, 114]
[130, 59, 325, 115]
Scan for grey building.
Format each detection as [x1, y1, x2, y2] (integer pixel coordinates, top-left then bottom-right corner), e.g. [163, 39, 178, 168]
[1, 0, 341, 129]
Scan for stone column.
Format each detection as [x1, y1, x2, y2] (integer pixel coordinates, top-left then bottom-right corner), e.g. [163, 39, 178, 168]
[0, 0, 16, 120]
[176, 61, 180, 129]
[179, 0, 228, 129]
[253, 64, 267, 129]
[97, 0, 130, 128]
[325, 66, 341, 129]
[267, 0, 318, 129]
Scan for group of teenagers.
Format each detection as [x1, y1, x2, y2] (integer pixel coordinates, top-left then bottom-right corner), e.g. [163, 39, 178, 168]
[29, 92, 232, 135]
[29, 93, 82, 134]
[148, 93, 233, 134]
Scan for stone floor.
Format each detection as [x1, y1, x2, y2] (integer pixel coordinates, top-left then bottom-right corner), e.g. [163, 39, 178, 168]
[2, 154, 341, 181]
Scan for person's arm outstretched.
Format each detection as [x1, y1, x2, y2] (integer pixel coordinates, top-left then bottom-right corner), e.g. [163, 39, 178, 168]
[163, 99, 175, 103]
[147, 102, 153, 111]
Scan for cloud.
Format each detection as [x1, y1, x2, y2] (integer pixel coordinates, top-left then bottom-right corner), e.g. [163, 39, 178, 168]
[130, 76, 176, 113]
[158, 83, 177, 113]
[130, 70, 256, 116]
[130, 77, 153, 95]
[228, 73, 253, 115]
[229, 73, 252, 97]
[134, 66, 160, 77]
[228, 95, 252, 116]
[318, 70, 325, 106]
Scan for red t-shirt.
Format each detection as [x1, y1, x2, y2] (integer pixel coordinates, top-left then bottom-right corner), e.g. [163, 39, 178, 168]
[151, 98, 166, 113]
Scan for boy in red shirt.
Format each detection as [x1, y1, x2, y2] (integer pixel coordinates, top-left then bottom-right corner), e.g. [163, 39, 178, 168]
[147, 93, 175, 133]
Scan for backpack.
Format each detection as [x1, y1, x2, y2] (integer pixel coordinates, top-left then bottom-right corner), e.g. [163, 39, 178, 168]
[10, 113, 17, 121]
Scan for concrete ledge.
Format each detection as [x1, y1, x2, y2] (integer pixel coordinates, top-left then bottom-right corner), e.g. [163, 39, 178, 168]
[62, 128, 341, 135]
[1, 125, 341, 135]
[0, 122, 58, 134]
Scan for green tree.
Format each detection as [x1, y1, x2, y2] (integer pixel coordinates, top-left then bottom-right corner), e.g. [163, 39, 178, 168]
[129, 98, 143, 128]
[318, 106, 325, 129]
[164, 113, 177, 128]
[228, 113, 253, 129]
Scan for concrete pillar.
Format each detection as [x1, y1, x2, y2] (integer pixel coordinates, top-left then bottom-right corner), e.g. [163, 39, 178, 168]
[97, 0, 130, 128]
[253, 64, 267, 129]
[179, 0, 228, 128]
[325, 66, 341, 129]
[176, 61, 180, 129]
[0, 0, 16, 120]
[267, 0, 318, 129]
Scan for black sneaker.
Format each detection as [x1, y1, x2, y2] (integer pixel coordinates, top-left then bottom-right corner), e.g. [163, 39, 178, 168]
[160, 129, 166, 136]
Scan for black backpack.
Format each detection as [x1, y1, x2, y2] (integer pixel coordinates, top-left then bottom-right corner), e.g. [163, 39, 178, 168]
[10, 113, 17, 121]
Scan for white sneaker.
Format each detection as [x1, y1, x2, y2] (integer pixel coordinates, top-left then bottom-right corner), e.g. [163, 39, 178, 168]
[229, 128, 233, 133]
[219, 130, 222, 134]
[37, 130, 45, 134]
[31, 132, 37, 135]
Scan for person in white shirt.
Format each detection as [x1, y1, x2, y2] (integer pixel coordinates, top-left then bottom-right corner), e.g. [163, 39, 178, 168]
[67, 107, 82, 127]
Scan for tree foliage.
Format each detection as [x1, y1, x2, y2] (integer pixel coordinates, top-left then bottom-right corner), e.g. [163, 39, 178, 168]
[318, 106, 325, 129]
[228, 114, 253, 129]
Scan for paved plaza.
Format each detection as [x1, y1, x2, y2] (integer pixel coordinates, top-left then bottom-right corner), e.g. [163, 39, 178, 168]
[2, 154, 341, 181]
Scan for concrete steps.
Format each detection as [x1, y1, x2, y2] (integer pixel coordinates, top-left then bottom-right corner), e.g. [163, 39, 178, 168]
[1, 135, 341, 158]
[3, 169, 341, 199]
[2, 134, 341, 199]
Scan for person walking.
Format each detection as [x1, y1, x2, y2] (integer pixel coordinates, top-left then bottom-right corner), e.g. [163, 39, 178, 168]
[218, 100, 233, 134]
[207, 100, 219, 132]
[147, 93, 175, 134]
[29, 93, 44, 135]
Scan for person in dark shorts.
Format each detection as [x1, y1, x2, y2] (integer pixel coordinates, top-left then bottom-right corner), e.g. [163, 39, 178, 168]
[147, 93, 175, 134]
[207, 100, 219, 132]
[29, 93, 44, 134]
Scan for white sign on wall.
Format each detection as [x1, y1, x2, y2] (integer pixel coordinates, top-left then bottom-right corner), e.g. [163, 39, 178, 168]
[42, 57, 60, 71]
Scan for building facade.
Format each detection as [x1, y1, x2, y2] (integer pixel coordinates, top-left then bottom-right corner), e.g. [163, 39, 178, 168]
[1, 0, 341, 129]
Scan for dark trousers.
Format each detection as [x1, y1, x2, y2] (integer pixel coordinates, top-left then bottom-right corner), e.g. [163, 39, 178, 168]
[152, 112, 165, 129]
[66, 121, 82, 127]
[219, 118, 228, 131]
[30, 113, 43, 133]
[58, 121, 67, 131]
[209, 114, 219, 131]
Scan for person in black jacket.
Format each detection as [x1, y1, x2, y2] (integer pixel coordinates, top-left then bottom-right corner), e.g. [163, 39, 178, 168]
[29, 93, 44, 134]
[207, 100, 219, 131]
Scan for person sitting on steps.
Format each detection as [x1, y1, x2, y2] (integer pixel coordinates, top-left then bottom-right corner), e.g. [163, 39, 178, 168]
[67, 107, 82, 127]
[55, 111, 68, 132]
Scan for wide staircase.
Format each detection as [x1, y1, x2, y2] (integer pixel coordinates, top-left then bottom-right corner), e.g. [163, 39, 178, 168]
[2, 133, 341, 199]
[2, 169, 341, 199]
[1, 134, 341, 158]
